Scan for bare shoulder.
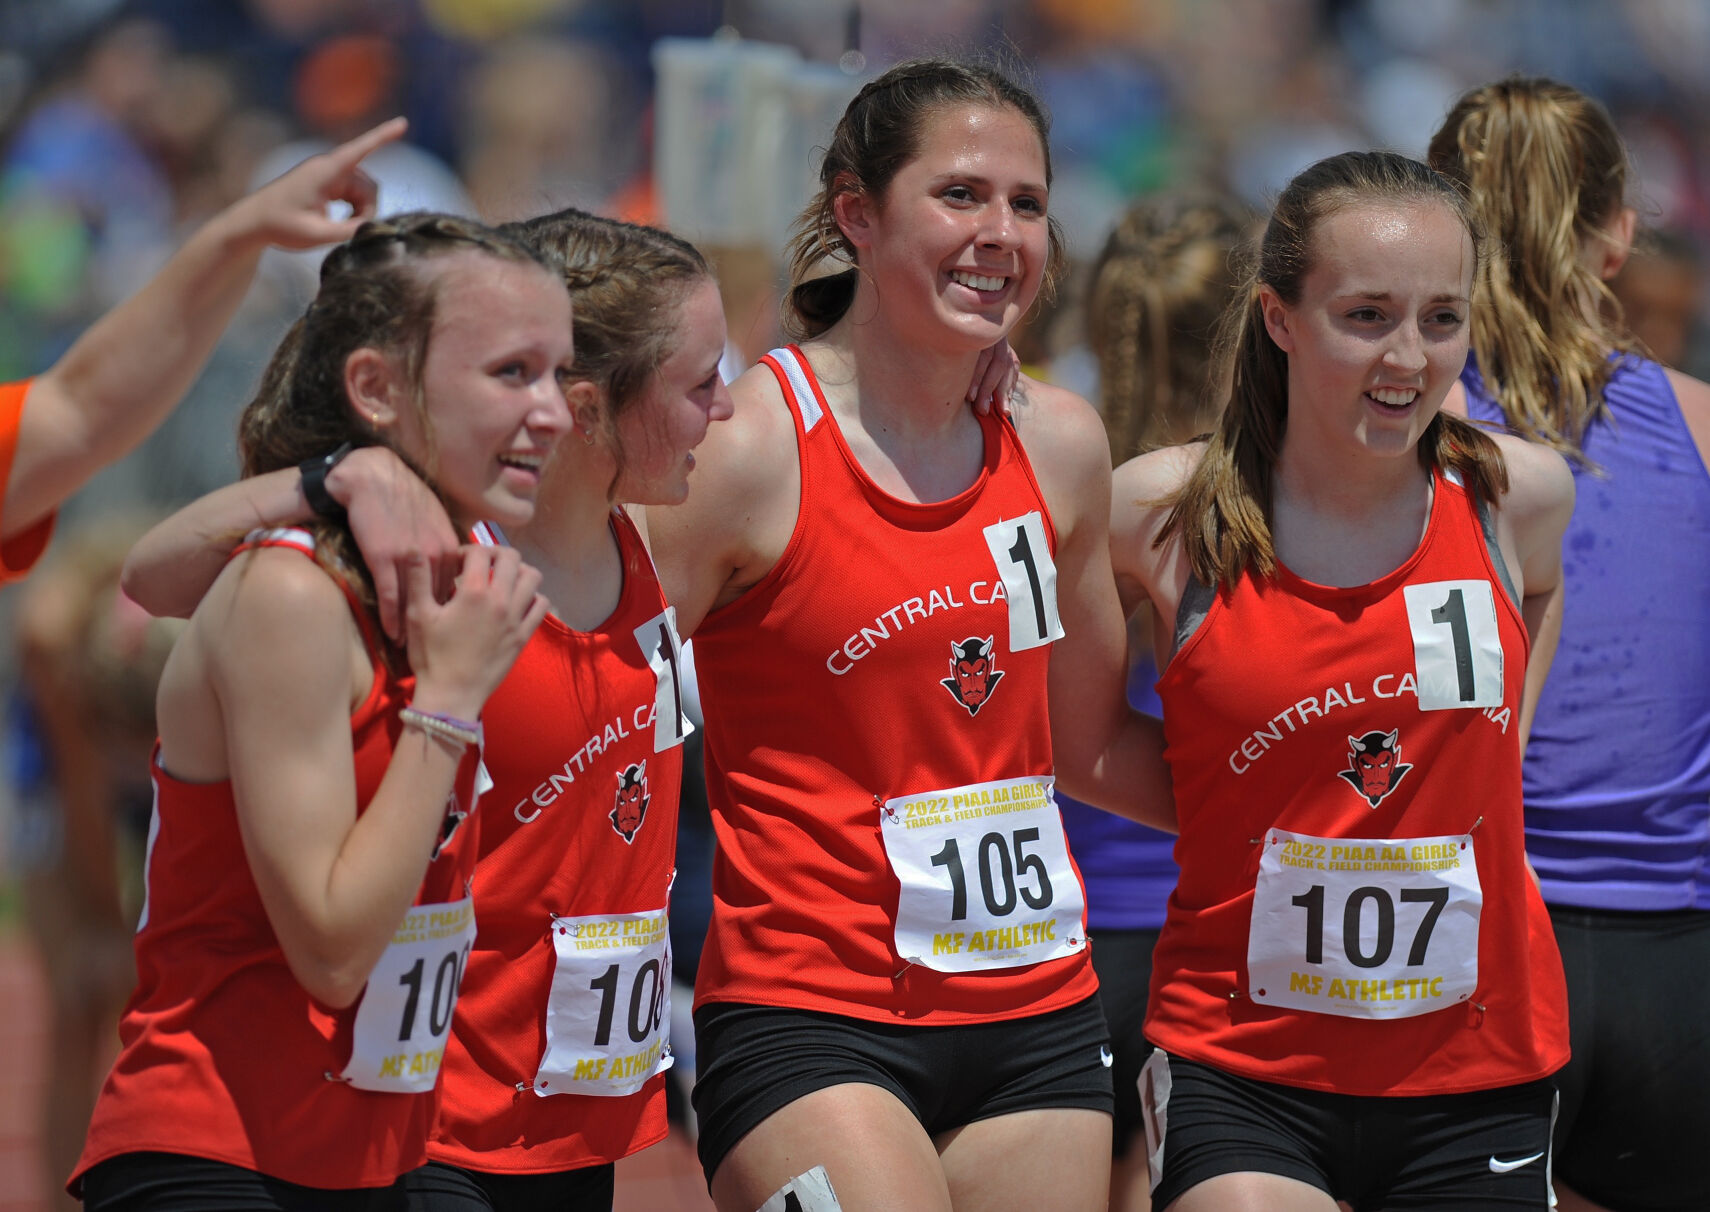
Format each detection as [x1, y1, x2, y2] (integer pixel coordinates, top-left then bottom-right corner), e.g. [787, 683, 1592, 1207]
[1113, 443, 1200, 515]
[1008, 374, 1110, 476]
[1110, 442, 1202, 614]
[1491, 431, 1574, 517]
[1112, 443, 1202, 551]
[668, 362, 794, 523]
[199, 546, 355, 676]
[1007, 374, 1113, 540]
[1663, 366, 1710, 462]
[1488, 432, 1574, 572]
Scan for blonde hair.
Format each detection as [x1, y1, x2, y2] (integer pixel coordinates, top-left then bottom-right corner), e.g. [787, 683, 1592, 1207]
[1427, 76, 1637, 459]
[1087, 193, 1250, 462]
[1161, 151, 1507, 590]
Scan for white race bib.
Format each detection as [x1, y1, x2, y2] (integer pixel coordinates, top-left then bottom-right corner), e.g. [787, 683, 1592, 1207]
[535, 908, 673, 1097]
[880, 775, 1085, 973]
[343, 895, 476, 1092]
[1248, 829, 1481, 1019]
[982, 513, 1065, 652]
[1402, 579, 1504, 710]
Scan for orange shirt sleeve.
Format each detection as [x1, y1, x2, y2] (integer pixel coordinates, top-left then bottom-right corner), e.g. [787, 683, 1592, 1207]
[0, 378, 56, 584]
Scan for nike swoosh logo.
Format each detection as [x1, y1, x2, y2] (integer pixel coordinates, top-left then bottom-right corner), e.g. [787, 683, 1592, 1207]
[1099, 1046, 1114, 1068]
[1488, 1151, 1545, 1173]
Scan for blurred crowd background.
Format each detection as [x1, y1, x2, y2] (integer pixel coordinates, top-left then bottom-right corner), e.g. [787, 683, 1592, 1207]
[1, 2, 1708, 1208]
[2, 0, 1709, 527]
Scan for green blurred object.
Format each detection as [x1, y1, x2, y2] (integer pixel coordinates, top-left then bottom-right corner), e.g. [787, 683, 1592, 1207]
[0, 188, 91, 314]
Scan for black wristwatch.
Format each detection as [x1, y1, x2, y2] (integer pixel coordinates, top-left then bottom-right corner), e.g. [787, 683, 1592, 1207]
[299, 441, 354, 520]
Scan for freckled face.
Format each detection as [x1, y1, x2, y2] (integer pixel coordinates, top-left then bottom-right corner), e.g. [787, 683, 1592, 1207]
[853, 102, 1051, 351]
[1262, 201, 1474, 461]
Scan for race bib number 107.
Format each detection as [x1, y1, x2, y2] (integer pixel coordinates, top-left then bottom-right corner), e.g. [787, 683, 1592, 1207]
[1248, 829, 1481, 1019]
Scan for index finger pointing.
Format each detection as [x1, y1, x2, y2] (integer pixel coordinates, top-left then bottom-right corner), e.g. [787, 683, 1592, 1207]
[325, 116, 408, 173]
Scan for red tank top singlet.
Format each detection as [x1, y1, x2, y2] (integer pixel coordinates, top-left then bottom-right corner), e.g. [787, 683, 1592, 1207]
[74, 529, 483, 1191]
[429, 511, 685, 1174]
[1148, 474, 1569, 1096]
[691, 346, 1097, 1024]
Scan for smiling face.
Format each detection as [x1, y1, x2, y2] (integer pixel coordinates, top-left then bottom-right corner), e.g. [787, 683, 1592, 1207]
[389, 252, 575, 528]
[1261, 200, 1474, 461]
[845, 102, 1051, 351]
[611, 278, 733, 506]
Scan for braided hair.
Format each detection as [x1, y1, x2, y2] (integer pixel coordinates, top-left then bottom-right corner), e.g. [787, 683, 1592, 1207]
[1087, 193, 1252, 462]
[504, 208, 713, 494]
[237, 211, 552, 662]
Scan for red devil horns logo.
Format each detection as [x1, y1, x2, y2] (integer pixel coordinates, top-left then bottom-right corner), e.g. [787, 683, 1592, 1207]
[941, 636, 1004, 717]
[610, 761, 650, 843]
[1337, 729, 1414, 808]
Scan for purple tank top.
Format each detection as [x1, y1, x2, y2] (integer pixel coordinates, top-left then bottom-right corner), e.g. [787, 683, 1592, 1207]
[1058, 652, 1177, 929]
[1464, 355, 1710, 910]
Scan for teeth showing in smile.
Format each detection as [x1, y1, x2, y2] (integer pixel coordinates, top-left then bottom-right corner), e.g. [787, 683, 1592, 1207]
[950, 270, 1008, 292]
[1369, 388, 1418, 407]
[498, 453, 544, 472]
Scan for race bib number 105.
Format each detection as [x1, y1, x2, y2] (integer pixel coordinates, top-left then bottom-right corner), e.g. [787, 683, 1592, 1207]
[343, 895, 476, 1093]
[1248, 829, 1481, 1020]
[881, 775, 1085, 973]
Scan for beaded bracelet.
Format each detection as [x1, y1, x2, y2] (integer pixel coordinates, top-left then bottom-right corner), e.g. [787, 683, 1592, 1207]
[399, 706, 482, 748]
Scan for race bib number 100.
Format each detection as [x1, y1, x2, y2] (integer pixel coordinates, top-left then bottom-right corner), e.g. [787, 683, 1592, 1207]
[343, 895, 476, 1092]
[881, 775, 1085, 973]
[535, 908, 673, 1098]
[1248, 829, 1481, 1019]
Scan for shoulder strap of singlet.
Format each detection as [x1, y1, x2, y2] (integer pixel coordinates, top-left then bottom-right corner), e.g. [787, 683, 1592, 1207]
[469, 520, 508, 548]
[1442, 468, 1520, 611]
[233, 525, 316, 557]
[763, 345, 825, 433]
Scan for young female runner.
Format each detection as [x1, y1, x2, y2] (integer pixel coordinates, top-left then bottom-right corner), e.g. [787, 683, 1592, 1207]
[71, 212, 569, 1210]
[1430, 77, 1710, 1212]
[1108, 150, 1575, 1212]
[403, 208, 732, 1211]
[643, 58, 1173, 1212]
